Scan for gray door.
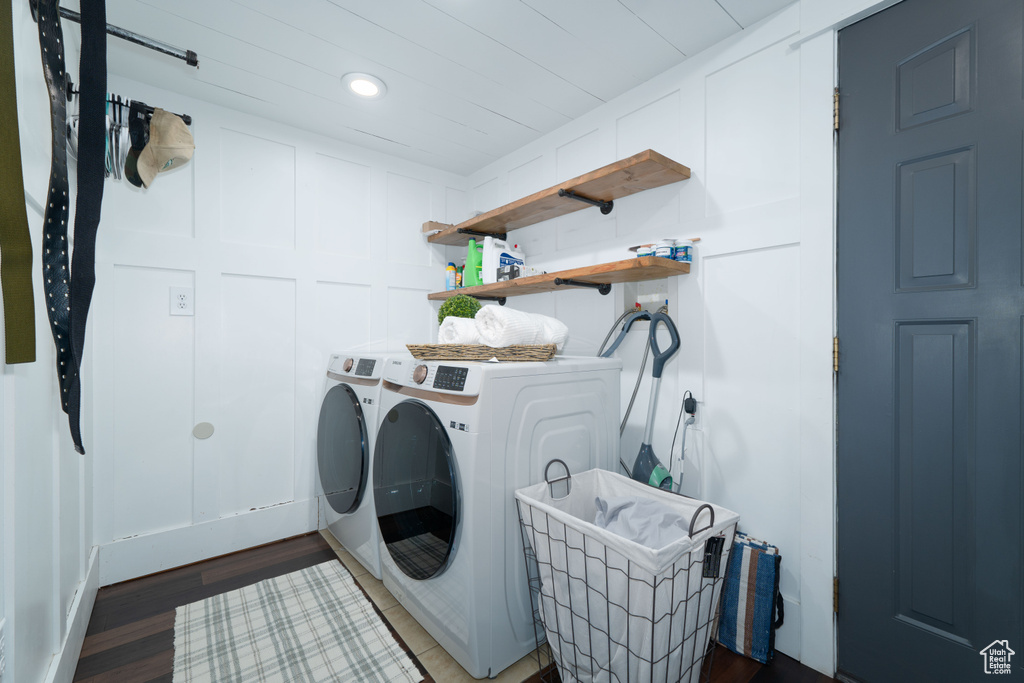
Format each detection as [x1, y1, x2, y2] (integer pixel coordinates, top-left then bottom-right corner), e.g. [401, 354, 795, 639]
[838, 1, 1023, 680]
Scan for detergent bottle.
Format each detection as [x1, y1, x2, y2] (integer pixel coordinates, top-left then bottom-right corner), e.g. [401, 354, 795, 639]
[445, 262, 457, 291]
[464, 239, 484, 287]
[481, 236, 526, 285]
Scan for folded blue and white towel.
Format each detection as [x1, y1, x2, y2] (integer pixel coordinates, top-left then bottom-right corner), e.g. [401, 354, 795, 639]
[717, 532, 784, 664]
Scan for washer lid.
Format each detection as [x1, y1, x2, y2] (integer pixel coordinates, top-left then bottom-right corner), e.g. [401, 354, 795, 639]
[373, 400, 458, 580]
[317, 384, 369, 515]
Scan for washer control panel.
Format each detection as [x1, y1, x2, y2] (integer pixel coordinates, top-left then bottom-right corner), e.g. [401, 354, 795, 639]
[384, 359, 481, 396]
[354, 358, 377, 377]
[432, 365, 468, 391]
[328, 354, 383, 380]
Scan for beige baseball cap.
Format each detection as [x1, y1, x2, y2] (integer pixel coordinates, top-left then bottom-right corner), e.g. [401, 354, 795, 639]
[137, 109, 194, 188]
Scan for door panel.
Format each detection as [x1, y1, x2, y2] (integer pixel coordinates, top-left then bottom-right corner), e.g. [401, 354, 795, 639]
[895, 322, 973, 643]
[897, 148, 975, 291]
[838, 0, 1023, 680]
[896, 27, 973, 131]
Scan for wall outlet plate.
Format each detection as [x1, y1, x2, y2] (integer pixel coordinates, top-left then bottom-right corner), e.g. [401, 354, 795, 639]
[624, 278, 669, 312]
[170, 287, 194, 316]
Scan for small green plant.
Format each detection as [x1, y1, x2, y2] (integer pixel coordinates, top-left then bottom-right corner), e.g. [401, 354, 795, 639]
[437, 294, 482, 325]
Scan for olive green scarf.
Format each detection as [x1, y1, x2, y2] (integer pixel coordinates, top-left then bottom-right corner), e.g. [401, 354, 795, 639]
[0, 0, 36, 364]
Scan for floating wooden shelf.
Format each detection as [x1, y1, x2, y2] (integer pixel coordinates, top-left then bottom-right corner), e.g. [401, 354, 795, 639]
[427, 257, 689, 302]
[423, 149, 691, 246]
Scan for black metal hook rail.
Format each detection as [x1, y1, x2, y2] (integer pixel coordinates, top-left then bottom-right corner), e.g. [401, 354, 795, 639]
[68, 82, 192, 126]
[30, 0, 199, 67]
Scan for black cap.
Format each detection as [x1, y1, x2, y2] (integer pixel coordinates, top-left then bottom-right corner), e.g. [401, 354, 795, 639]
[128, 100, 150, 151]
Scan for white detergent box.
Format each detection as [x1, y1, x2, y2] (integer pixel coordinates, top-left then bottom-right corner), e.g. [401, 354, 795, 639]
[482, 236, 526, 284]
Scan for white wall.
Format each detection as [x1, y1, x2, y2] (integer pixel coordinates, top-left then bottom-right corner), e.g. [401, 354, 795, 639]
[3, 2, 98, 682]
[90, 77, 468, 585]
[460, 4, 839, 674]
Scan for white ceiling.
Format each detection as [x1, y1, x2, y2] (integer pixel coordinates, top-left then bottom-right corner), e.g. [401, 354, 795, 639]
[104, 0, 793, 175]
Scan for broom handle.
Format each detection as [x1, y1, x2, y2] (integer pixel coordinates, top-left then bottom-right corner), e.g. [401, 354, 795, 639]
[642, 375, 661, 444]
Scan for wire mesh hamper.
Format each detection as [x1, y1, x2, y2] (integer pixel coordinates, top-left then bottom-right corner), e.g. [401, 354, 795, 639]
[515, 464, 739, 683]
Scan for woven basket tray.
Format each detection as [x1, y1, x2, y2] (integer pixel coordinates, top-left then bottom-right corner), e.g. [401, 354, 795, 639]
[406, 344, 556, 361]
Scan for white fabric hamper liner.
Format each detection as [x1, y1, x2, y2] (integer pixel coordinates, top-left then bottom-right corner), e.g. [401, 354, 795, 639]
[515, 468, 739, 683]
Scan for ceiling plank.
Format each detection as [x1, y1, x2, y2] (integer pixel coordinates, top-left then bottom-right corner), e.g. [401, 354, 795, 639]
[418, 0, 653, 102]
[320, 0, 604, 117]
[617, 0, 740, 57]
[714, 0, 795, 28]
[232, 0, 575, 132]
[106, 42, 493, 172]
[97, 0, 790, 175]
[106, 1, 546, 164]
[519, 0, 686, 79]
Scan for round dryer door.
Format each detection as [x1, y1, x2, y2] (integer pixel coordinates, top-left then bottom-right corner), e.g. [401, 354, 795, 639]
[374, 400, 458, 580]
[317, 384, 369, 515]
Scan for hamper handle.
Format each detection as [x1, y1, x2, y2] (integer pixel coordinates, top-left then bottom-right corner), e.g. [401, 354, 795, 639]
[544, 459, 573, 499]
[689, 503, 715, 536]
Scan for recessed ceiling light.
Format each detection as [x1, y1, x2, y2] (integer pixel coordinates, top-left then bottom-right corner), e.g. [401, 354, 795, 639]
[342, 73, 387, 99]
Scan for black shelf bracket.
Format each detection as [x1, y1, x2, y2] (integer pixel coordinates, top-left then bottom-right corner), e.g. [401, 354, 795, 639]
[558, 188, 614, 215]
[471, 295, 506, 306]
[457, 227, 507, 241]
[553, 278, 612, 295]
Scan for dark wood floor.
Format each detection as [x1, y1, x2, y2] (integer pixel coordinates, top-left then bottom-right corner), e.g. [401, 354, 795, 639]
[75, 533, 834, 683]
[701, 648, 836, 683]
[72, 533, 434, 683]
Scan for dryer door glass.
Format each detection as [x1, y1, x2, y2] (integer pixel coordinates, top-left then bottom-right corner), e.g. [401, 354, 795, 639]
[317, 384, 369, 515]
[373, 400, 458, 580]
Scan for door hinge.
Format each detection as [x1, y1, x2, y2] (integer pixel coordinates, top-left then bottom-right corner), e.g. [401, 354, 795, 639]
[833, 88, 840, 131]
[833, 337, 839, 372]
[834, 576, 839, 613]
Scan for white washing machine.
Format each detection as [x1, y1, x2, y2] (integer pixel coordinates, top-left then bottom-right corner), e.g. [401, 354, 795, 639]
[373, 356, 622, 679]
[316, 352, 392, 580]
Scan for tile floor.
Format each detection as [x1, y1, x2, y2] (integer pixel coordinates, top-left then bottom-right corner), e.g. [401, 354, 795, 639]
[320, 529, 546, 683]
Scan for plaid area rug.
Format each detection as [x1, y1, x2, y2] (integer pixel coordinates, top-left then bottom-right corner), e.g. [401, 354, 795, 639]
[173, 561, 423, 683]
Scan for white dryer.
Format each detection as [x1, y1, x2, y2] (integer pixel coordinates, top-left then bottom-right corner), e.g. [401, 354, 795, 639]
[317, 352, 391, 580]
[372, 356, 622, 679]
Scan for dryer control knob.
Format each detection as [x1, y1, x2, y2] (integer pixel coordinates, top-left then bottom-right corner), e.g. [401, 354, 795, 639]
[343, 358, 354, 372]
[413, 365, 428, 384]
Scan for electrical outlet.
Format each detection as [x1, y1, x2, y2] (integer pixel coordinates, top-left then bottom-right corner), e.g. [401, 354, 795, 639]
[170, 287, 194, 316]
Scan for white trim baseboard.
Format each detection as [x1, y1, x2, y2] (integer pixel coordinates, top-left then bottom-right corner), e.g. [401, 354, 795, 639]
[98, 498, 318, 586]
[44, 546, 99, 683]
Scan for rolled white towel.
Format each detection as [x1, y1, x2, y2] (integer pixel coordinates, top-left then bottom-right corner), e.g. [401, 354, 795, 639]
[475, 305, 569, 350]
[538, 315, 569, 350]
[438, 316, 483, 344]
